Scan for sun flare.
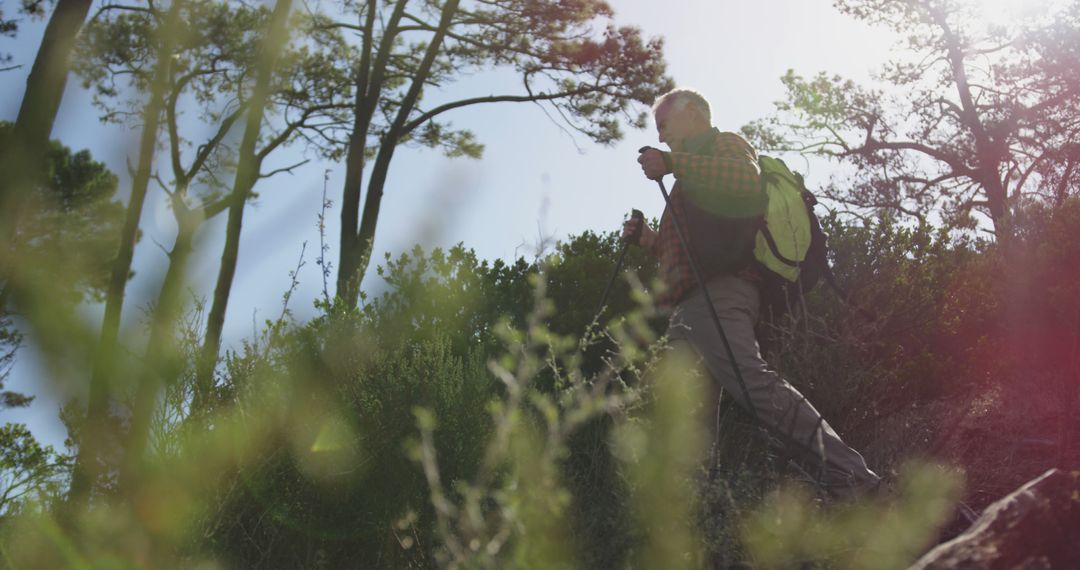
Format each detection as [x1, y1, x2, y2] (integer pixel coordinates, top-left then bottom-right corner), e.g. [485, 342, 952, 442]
[969, 0, 1069, 27]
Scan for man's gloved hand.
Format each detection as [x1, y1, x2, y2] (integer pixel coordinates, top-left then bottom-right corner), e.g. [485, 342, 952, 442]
[621, 211, 657, 248]
[637, 147, 670, 181]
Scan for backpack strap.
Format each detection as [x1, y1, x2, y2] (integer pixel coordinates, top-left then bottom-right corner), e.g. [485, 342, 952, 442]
[757, 167, 801, 269]
[759, 221, 799, 268]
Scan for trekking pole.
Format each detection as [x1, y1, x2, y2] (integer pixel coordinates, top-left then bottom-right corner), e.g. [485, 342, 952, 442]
[639, 147, 761, 426]
[593, 208, 644, 321]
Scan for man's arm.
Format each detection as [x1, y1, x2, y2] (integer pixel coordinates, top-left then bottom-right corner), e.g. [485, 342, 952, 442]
[638, 133, 760, 198]
[665, 152, 760, 197]
[670, 131, 760, 197]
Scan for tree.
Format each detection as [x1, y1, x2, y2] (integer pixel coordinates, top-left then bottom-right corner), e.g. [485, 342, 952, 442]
[0, 5, 17, 70]
[191, 0, 349, 415]
[0, 1, 51, 72]
[0, 0, 95, 303]
[69, 0, 351, 496]
[0, 320, 27, 415]
[0, 122, 125, 310]
[322, 0, 673, 308]
[68, 0, 187, 509]
[0, 423, 71, 516]
[745, 0, 1080, 239]
[0, 305, 67, 518]
[200, 229, 658, 566]
[0, 121, 125, 511]
[0, 127, 123, 411]
[0, 126, 125, 506]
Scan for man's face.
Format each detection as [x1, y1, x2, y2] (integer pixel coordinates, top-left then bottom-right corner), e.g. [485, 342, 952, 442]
[654, 101, 696, 152]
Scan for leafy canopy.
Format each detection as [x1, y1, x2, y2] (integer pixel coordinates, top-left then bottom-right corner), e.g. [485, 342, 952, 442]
[745, 0, 1080, 234]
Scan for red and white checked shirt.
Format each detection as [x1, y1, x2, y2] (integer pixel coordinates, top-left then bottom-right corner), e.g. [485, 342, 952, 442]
[647, 128, 764, 307]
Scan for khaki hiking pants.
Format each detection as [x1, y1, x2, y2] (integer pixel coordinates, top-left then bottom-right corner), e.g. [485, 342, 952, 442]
[667, 275, 880, 495]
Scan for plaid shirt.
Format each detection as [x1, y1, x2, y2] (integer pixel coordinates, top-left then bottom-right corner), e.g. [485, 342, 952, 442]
[647, 129, 763, 307]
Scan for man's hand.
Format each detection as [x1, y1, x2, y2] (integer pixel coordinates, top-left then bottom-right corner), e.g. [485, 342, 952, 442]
[622, 216, 657, 248]
[637, 147, 669, 181]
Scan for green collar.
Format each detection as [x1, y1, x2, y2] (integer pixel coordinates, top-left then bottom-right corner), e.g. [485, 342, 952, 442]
[683, 127, 719, 155]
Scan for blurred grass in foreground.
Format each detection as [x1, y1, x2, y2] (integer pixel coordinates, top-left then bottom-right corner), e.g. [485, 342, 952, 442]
[0, 236, 972, 569]
[743, 463, 962, 569]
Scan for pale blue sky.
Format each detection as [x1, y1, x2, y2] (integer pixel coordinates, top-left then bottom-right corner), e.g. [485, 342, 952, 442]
[1, 0, 911, 448]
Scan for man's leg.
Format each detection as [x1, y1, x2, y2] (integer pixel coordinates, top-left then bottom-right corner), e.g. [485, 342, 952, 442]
[667, 275, 879, 495]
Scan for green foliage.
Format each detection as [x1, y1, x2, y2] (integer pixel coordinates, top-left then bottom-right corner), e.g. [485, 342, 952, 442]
[406, 258, 660, 569]
[0, 423, 71, 516]
[363, 244, 533, 353]
[0, 125, 123, 458]
[744, 0, 1080, 234]
[75, 1, 267, 118]
[755, 199, 1080, 510]
[200, 329, 495, 568]
[345, 234, 664, 568]
[65, 240, 661, 568]
[341, 0, 671, 148]
[0, 1, 48, 67]
[0, 315, 23, 411]
[742, 463, 962, 569]
[0, 122, 124, 304]
[614, 348, 707, 569]
[74, 0, 352, 191]
[750, 213, 976, 450]
[4, 205, 1080, 566]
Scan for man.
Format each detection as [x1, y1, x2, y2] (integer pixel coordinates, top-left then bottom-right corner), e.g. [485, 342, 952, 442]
[625, 88, 879, 497]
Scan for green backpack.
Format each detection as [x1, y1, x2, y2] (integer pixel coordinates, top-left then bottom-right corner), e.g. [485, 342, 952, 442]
[753, 156, 829, 295]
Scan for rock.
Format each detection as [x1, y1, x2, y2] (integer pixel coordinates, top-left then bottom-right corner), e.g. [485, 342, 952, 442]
[910, 468, 1080, 569]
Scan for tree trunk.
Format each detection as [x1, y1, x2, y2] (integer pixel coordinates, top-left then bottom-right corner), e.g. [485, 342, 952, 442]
[68, 0, 183, 510]
[1, 0, 92, 237]
[339, 0, 459, 307]
[336, 128, 367, 307]
[335, 0, 406, 308]
[120, 207, 197, 489]
[193, 0, 294, 412]
[933, 5, 1011, 240]
[351, 147, 396, 296]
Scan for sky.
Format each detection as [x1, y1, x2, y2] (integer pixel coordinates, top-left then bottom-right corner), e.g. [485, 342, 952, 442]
[0, 0, 951, 448]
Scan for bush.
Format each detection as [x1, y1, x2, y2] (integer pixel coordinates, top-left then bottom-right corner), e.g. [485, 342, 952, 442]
[202, 326, 496, 568]
[6, 204, 1079, 568]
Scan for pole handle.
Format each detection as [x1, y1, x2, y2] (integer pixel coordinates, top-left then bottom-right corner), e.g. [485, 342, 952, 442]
[628, 208, 645, 245]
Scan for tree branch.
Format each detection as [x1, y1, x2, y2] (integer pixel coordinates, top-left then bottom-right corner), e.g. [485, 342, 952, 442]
[402, 88, 598, 134]
[258, 158, 310, 179]
[186, 104, 246, 182]
[166, 84, 184, 182]
[1053, 157, 1076, 208]
[360, 0, 409, 129]
[151, 171, 173, 196]
[853, 139, 975, 176]
[1012, 149, 1054, 198]
[254, 104, 338, 162]
[199, 195, 232, 219]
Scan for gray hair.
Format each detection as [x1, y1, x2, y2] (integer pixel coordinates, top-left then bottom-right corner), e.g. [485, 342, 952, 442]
[652, 88, 712, 123]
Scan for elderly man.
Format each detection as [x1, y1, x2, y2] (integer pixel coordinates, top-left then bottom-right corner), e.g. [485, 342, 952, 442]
[625, 87, 880, 497]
